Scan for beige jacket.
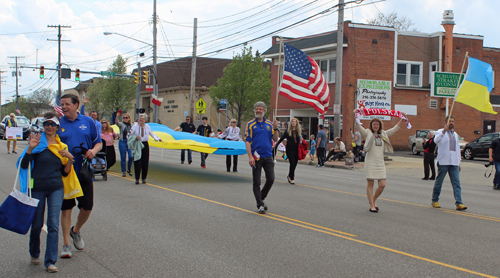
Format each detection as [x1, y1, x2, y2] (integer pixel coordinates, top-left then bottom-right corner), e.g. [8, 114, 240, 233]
[356, 123, 400, 154]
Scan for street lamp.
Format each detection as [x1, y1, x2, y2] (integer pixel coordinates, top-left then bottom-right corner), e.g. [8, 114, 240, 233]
[103, 32, 157, 123]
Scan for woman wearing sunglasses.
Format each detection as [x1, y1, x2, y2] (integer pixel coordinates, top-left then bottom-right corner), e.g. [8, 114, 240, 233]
[100, 119, 117, 170]
[115, 112, 133, 177]
[219, 119, 242, 172]
[19, 112, 76, 273]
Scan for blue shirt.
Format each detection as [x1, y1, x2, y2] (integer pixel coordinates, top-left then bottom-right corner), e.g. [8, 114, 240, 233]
[317, 130, 327, 148]
[80, 104, 102, 137]
[57, 113, 102, 177]
[245, 117, 274, 158]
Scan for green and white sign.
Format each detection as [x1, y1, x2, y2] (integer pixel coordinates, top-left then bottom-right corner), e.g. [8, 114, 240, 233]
[431, 72, 464, 98]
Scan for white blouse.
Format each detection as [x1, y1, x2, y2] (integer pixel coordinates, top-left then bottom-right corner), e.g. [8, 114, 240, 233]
[129, 123, 160, 142]
[219, 126, 242, 141]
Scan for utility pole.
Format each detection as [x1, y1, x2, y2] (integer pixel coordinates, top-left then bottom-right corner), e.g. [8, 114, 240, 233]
[48, 25, 71, 97]
[333, 0, 344, 140]
[8, 56, 24, 111]
[136, 62, 141, 120]
[189, 18, 198, 119]
[152, 0, 158, 123]
[0, 69, 6, 119]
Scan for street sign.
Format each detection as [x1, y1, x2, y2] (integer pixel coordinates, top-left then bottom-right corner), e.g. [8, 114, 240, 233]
[333, 104, 341, 114]
[146, 85, 153, 91]
[431, 72, 464, 98]
[196, 99, 207, 109]
[184, 110, 188, 117]
[100, 71, 116, 77]
[197, 109, 205, 114]
[219, 99, 227, 111]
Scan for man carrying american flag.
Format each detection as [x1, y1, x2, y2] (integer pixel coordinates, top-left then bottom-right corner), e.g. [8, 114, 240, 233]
[278, 43, 330, 115]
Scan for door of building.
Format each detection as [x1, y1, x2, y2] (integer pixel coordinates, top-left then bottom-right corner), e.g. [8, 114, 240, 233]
[483, 120, 496, 134]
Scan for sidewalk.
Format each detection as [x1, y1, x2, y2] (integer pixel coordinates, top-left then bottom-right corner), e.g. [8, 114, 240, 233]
[274, 154, 363, 170]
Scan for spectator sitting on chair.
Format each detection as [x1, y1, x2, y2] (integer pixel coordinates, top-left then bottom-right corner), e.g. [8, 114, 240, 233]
[326, 137, 346, 161]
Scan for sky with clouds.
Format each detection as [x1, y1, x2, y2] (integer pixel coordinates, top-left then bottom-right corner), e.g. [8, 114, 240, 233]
[1, 0, 498, 105]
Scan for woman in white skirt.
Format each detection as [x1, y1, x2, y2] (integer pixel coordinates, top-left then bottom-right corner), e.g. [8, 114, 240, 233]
[354, 109, 406, 213]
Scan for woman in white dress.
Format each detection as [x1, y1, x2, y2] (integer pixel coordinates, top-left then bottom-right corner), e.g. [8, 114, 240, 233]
[353, 109, 406, 213]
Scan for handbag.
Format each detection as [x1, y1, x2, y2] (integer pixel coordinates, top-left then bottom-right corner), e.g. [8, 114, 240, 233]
[79, 158, 94, 184]
[0, 163, 40, 235]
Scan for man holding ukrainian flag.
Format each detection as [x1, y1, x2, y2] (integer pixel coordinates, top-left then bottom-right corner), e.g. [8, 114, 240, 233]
[432, 56, 496, 211]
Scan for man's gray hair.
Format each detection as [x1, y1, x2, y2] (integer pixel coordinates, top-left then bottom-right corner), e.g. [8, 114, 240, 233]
[254, 101, 267, 112]
[139, 113, 148, 120]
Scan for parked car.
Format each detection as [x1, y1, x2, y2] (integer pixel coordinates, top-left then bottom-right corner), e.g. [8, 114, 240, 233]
[0, 115, 31, 140]
[408, 129, 467, 155]
[463, 133, 499, 160]
[29, 117, 45, 135]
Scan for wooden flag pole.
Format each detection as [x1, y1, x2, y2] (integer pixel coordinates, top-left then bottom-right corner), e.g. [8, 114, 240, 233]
[447, 51, 469, 125]
[274, 36, 283, 121]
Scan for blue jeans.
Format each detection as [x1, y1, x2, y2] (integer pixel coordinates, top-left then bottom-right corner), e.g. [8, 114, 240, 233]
[494, 161, 500, 187]
[119, 140, 133, 173]
[432, 164, 463, 205]
[30, 188, 64, 267]
[181, 149, 192, 162]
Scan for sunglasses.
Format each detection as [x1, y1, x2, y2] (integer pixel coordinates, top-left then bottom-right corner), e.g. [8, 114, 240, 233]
[123, 117, 129, 119]
[43, 122, 58, 127]
[186, 119, 190, 121]
[231, 121, 236, 123]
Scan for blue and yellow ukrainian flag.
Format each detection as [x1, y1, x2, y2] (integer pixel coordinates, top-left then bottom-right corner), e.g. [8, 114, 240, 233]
[147, 123, 247, 155]
[455, 57, 497, 114]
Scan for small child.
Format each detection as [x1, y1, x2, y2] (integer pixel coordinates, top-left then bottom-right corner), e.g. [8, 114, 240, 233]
[309, 134, 316, 162]
[92, 157, 106, 170]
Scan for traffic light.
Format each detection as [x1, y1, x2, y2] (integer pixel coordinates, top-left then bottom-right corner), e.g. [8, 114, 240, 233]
[133, 71, 140, 84]
[75, 69, 80, 81]
[142, 70, 149, 84]
[39, 66, 44, 79]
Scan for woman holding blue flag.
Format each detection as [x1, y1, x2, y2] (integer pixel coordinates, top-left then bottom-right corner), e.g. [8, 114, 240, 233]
[18, 112, 77, 273]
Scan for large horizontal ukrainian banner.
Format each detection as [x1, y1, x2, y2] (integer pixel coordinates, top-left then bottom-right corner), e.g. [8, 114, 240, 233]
[146, 123, 247, 155]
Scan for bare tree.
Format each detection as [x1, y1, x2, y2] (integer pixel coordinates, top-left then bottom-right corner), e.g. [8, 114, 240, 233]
[367, 12, 417, 32]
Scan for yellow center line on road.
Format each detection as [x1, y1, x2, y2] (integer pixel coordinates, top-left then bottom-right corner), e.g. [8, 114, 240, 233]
[107, 171, 495, 278]
[148, 158, 500, 223]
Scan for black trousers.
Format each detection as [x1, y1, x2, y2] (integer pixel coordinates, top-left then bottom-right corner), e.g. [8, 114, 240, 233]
[252, 157, 275, 208]
[287, 152, 298, 180]
[226, 155, 238, 172]
[423, 152, 436, 179]
[327, 151, 346, 161]
[134, 142, 150, 181]
[317, 147, 326, 166]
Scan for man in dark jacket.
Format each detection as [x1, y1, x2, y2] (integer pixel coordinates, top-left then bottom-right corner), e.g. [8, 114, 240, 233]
[489, 135, 500, 190]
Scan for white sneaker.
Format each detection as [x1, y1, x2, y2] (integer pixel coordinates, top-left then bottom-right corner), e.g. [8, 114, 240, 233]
[60, 244, 72, 258]
[258, 206, 266, 214]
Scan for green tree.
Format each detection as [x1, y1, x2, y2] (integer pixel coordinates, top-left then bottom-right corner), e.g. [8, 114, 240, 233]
[367, 12, 417, 31]
[23, 88, 56, 119]
[210, 46, 272, 127]
[86, 55, 136, 118]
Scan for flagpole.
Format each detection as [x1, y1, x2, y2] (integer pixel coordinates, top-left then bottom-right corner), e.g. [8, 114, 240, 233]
[447, 51, 469, 125]
[274, 36, 284, 121]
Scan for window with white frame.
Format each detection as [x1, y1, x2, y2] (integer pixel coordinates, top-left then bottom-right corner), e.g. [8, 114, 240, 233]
[319, 59, 336, 83]
[396, 61, 423, 87]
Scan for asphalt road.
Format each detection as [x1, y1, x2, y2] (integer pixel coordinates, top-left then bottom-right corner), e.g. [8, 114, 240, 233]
[1, 139, 499, 278]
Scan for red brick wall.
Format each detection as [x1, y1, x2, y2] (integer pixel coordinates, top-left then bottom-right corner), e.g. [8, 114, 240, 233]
[268, 25, 500, 150]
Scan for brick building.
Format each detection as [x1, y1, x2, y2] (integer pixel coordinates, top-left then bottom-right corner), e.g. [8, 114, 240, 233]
[262, 12, 500, 150]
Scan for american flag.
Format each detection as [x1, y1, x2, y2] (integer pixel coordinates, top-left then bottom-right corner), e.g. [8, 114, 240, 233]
[15, 107, 21, 114]
[278, 43, 330, 114]
[54, 94, 63, 116]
